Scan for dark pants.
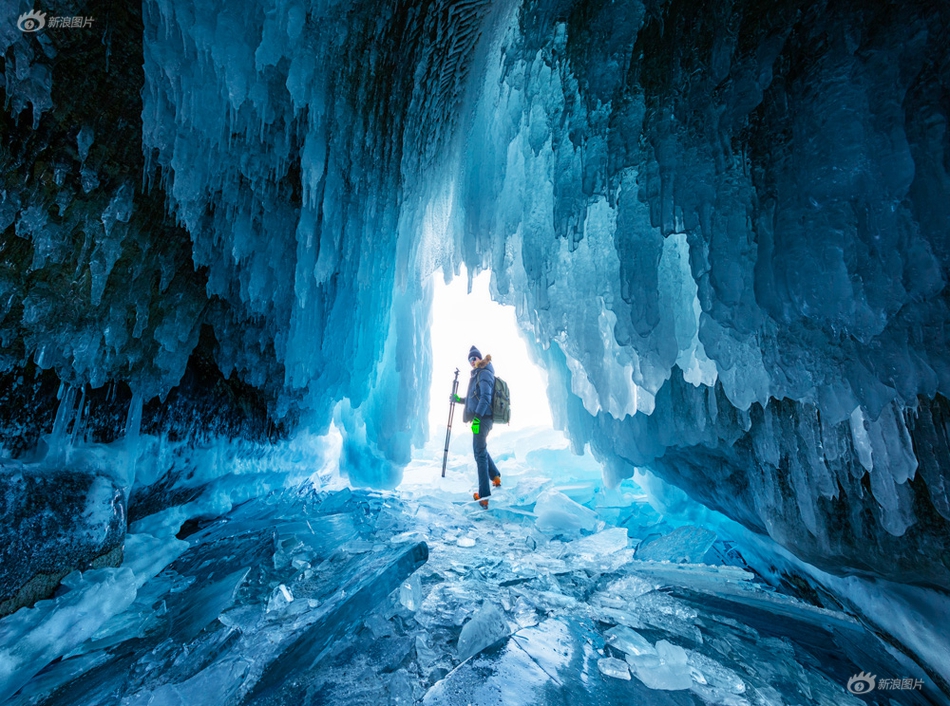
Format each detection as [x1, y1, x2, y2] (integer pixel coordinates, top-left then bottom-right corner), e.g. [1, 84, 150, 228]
[473, 417, 500, 498]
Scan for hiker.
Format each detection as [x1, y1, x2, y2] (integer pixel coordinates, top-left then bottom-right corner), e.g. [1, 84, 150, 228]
[450, 345, 501, 507]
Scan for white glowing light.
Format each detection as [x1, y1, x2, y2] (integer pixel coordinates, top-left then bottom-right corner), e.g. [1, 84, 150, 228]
[428, 268, 553, 434]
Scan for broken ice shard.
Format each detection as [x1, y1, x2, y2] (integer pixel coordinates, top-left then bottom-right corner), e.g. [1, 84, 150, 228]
[606, 625, 656, 658]
[598, 656, 632, 680]
[247, 541, 428, 702]
[457, 603, 509, 662]
[426, 616, 701, 704]
[627, 640, 693, 691]
[533, 490, 604, 536]
[635, 526, 717, 564]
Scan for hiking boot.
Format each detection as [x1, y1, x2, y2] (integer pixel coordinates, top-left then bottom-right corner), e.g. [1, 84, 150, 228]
[473, 492, 489, 509]
[492, 475, 502, 488]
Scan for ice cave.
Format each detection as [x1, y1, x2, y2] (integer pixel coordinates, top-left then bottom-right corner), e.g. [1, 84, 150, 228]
[0, 0, 948, 703]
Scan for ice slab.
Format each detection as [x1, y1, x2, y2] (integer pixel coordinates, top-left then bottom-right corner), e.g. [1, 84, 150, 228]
[686, 651, 747, 696]
[656, 571, 862, 634]
[457, 603, 509, 662]
[635, 526, 717, 564]
[247, 541, 428, 703]
[0, 567, 136, 697]
[533, 490, 605, 536]
[424, 617, 701, 705]
[6, 651, 112, 705]
[399, 572, 423, 611]
[606, 625, 656, 658]
[123, 657, 250, 706]
[567, 526, 630, 557]
[9, 462, 927, 706]
[564, 527, 633, 570]
[631, 560, 754, 590]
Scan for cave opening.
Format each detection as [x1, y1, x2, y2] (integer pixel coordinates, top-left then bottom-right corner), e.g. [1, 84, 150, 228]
[426, 267, 554, 438]
[2, 0, 949, 700]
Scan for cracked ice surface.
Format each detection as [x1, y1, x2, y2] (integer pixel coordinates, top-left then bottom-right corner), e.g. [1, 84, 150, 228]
[395, 432, 909, 705]
[5, 428, 931, 704]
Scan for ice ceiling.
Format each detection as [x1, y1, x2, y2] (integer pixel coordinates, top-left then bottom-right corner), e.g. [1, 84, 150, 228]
[1, 0, 949, 696]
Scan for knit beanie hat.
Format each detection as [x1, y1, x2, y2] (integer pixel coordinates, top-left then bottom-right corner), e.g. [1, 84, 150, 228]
[468, 345, 482, 362]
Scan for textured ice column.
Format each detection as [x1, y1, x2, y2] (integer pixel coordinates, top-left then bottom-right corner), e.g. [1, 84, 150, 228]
[452, 0, 950, 590]
[338, 277, 433, 487]
[0, 23, 53, 129]
[659, 233, 717, 388]
[137, 0, 500, 480]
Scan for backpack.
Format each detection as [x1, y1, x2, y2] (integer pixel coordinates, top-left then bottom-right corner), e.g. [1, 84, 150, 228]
[492, 375, 511, 424]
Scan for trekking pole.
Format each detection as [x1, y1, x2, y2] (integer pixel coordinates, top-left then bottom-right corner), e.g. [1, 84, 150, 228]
[441, 368, 460, 477]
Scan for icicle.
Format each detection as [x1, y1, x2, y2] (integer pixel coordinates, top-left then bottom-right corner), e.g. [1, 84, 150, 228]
[68, 385, 88, 453]
[124, 391, 144, 488]
[76, 125, 94, 162]
[850, 407, 874, 473]
[47, 385, 78, 464]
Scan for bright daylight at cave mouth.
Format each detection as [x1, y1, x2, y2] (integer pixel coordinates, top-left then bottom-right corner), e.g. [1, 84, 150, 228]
[426, 268, 553, 435]
[1, 1, 948, 705]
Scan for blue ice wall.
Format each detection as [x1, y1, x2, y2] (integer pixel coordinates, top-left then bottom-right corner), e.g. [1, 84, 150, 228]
[2, 0, 948, 590]
[133, 0, 516, 485]
[454, 0, 950, 587]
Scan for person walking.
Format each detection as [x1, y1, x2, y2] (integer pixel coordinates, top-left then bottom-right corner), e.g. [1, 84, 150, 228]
[450, 345, 501, 507]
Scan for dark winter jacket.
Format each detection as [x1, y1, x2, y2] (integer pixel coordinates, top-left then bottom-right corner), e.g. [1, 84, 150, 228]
[463, 355, 494, 422]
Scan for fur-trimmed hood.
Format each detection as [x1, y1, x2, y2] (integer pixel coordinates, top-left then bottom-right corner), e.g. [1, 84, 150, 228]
[464, 354, 495, 421]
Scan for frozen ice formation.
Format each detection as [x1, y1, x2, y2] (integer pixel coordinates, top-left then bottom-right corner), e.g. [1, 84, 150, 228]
[636, 526, 717, 564]
[533, 489, 605, 536]
[135, 0, 502, 485]
[0, 0, 945, 591]
[0, 566, 137, 697]
[1, 0, 949, 701]
[3, 484, 429, 703]
[456, 602, 509, 662]
[454, 0, 950, 590]
[2, 431, 943, 703]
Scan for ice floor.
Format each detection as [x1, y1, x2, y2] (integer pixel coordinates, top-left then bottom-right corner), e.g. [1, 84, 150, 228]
[3, 428, 934, 705]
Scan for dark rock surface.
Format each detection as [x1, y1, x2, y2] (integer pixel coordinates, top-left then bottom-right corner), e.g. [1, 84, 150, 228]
[0, 466, 126, 617]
